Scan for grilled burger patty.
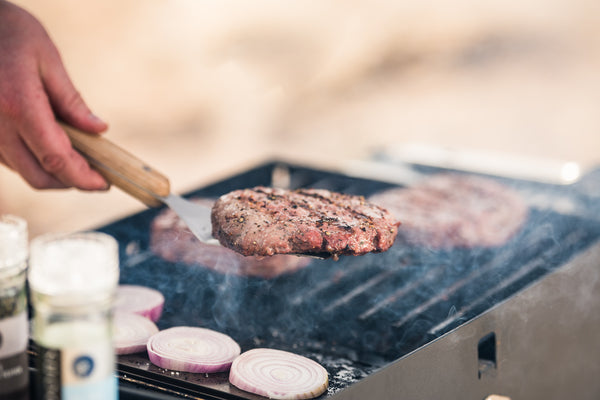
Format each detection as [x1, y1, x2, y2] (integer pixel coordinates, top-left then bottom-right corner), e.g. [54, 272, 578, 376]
[368, 173, 527, 248]
[211, 186, 400, 258]
[150, 197, 310, 278]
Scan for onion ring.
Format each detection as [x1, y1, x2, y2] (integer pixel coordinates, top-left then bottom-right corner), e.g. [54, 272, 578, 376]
[113, 312, 159, 355]
[147, 326, 240, 373]
[115, 284, 164, 322]
[229, 348, 328, 399]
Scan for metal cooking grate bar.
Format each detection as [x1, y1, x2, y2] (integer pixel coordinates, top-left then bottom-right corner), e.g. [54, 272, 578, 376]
[358, 264, 447, 320]
[289, 259, 369, 306]
[390, 223, 571, 329]
[427, 229, 586, 335]
[323, 270, 396, 313]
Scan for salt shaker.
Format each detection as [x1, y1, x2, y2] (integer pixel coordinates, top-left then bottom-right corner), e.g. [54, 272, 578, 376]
[29, 232, 119, 400]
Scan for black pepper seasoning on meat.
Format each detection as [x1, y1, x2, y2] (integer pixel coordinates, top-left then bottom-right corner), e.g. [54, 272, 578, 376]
[211, 186, 400, 258]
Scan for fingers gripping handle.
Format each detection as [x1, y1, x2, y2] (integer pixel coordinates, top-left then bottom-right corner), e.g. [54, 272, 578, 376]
[62, 124, 170, 207]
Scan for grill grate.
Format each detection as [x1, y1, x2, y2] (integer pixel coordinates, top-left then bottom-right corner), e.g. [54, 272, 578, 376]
[101, 161, 600, 399]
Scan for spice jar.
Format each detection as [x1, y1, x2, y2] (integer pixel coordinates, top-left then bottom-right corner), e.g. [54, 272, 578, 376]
[0, 214, 29, 398]
[29, 232, 119, 400]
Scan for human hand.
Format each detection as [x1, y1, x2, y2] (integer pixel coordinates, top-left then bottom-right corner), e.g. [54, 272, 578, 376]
[0, 1, 108, 190]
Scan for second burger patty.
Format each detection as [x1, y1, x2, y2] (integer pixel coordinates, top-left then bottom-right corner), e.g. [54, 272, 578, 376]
[211, 186, 400, 258]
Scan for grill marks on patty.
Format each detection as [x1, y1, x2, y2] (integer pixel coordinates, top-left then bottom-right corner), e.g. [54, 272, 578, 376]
[211, 186, 399, 259]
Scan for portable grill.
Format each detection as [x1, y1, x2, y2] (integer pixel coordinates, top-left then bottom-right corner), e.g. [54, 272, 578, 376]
[42, 161, 600, 399]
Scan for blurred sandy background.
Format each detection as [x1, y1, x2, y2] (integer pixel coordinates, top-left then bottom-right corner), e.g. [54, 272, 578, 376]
[1, 0, 600, 236]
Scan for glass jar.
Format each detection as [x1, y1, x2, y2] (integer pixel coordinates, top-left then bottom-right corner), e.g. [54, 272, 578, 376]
[0, 215, 29, 398]
[29, 232, 119, 400]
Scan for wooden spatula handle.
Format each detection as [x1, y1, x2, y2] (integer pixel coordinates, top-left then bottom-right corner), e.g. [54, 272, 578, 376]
[61, 124, 170, 208]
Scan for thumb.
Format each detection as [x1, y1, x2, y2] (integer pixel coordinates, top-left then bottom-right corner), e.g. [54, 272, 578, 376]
[40, 44, 108, 133]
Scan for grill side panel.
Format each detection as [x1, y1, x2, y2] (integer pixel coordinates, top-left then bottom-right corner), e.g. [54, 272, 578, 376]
[334, 241, 600, 400]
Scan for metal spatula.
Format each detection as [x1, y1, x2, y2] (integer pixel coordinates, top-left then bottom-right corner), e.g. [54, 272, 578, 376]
[62, 124, 213, 244]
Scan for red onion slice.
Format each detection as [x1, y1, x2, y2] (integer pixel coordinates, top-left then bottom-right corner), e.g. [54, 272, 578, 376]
[114, 312, 159, 355]
[147, 326, 241, 373]
[229, 348, 328, 399]
[115, 284, 164, 322]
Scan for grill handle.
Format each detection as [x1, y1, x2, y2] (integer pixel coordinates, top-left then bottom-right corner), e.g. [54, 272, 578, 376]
[62, 124, 170, 207]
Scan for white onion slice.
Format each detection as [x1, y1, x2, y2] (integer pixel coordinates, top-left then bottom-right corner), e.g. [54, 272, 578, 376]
[115, 284, 164, 322]
[147, 326, 241, 373]
[229, 348, 328, 399]
[113, 312, 159, 355]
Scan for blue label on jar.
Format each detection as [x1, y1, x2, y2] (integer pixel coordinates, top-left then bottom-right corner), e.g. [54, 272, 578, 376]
[34, 342, 116, 400]
[72, 355, 95, 378]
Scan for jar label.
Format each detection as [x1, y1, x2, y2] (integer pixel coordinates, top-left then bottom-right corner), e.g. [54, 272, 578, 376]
[0, 352, 28, 395]
[0, 311, 28, 395]
[35, 343, 117, 400]
[0, 311, 28, 358]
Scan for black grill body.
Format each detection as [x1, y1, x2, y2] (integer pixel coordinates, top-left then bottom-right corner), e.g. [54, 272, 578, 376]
[92, 161, 600, 399]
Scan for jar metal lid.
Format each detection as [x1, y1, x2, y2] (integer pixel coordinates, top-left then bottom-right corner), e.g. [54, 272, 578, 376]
[29, 232, 119, 298]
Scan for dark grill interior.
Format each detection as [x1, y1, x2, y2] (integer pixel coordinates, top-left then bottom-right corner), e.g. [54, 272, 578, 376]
[100, 161, 600, 399]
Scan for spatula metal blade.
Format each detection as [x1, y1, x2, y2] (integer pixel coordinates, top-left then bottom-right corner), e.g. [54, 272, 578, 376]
[161, 194, 215, 243]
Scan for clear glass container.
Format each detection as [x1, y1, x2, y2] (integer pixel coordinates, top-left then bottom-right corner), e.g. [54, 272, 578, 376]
[29, 232, 119, 400]
[0, 214, 29, 398]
